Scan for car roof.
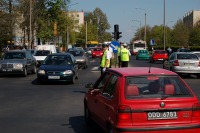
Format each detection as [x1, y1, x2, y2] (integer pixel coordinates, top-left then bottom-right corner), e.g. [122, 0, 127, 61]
[173, 52, 196, 54]
[108, 67, 176, 77]
[49, 53, 72, 56]
[6, 50, 27, 53]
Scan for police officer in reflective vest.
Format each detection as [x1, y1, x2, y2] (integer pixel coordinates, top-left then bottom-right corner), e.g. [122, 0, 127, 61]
[100, 44, 110, 74]
[117, 42, 123, 68]
[121, 43, 131, 67]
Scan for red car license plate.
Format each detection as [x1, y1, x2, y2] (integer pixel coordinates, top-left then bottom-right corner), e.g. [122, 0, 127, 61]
[147, 111, 177, 120]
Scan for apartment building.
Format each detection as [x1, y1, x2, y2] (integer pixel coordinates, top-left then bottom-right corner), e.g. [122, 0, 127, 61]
[183, 10, 200, 29]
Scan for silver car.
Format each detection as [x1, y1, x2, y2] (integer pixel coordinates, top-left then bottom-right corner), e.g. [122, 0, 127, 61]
[163, 52, 200, 77]
[0, 50, 37, 76]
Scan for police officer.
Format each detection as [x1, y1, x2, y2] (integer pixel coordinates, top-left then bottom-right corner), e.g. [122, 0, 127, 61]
[100, 44, 110, 75]
[117, 42, 123, 68]
[121, 43, 131, 67]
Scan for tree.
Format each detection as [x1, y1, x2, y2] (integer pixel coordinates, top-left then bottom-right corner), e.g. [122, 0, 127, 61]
[172, 19, 189, 47]
[189, 24, 200, 45]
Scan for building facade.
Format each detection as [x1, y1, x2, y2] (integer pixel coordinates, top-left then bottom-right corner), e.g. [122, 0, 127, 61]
[183, 10, 200, 29]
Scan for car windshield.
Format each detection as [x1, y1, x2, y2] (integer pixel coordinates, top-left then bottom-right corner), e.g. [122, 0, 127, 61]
[3, 52, 25, 59]
[125, 75, 192, 99]
[68, 50, 83, 56]
[93, 48, 102, 51]
[154, 51, 166, 54]
[43, 55, 72, 65]
[139, 50, 147, 53]
[35, 50, 51, 56]
[177, 54, 198, 60]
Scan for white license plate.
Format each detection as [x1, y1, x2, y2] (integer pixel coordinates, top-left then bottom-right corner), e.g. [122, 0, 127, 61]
[48, 76, 60, 79]
[184, 63, 194, 66]
[147, 111, 177, 120]
[158, 59, 163, 60]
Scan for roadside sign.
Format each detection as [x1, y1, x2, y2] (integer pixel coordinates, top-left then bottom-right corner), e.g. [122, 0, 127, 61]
[150, 39, 155, 45]
[110, 41, 120, 53]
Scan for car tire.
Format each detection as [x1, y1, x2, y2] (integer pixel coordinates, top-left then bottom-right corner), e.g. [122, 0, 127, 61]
[32, 65, 37, 74]
[23, 67, 27, 77]
[75, 72, 78, 79]
[37, 78, 43, 84]
[108, 126, 114, 133]
[71, 75, 75, 84]
[84, 105, 92, 125]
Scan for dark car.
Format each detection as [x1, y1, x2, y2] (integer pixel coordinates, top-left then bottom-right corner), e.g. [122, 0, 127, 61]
[0, 50, 37, 76]
[177, 48, 191, 52]
[37, 53, 79, 84]
[67, 49, 88, 69]
[84, 67, 200, 133]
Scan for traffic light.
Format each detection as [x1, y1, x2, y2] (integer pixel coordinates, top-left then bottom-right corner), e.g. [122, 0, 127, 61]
[113, 24, 122, 40]
[117, 32, 122, 40]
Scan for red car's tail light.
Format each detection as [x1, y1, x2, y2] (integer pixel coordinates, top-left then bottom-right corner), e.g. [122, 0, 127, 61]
[198, 61, 200, 66]
[173, 60, 179, 66]
[192, 103, 200, 117]
[117, 105, 132, 120]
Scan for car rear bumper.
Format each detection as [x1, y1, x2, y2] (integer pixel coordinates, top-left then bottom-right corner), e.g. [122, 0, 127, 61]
[0, 69, 24, 75]
[173, 67, 200, 74]
[114, 124, 200, 133]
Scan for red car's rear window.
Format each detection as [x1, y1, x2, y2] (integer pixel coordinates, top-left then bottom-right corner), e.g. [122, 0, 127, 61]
[154, 50, 167, 54]
[125, 75, 192, 99]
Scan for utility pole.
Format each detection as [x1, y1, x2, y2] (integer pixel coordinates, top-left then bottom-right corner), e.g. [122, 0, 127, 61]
[29, 0, 32, 49]
[163, 0, 166, 50]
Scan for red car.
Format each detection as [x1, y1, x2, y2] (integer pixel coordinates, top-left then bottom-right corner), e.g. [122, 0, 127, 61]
[91, 48, 103, 58]
[150, 50, 168, 63]
[84, 67, 200, 133]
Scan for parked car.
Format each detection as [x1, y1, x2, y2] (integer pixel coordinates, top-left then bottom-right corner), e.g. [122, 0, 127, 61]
[150, 50, 168, 63]
[163, 52, 200, 77]
[67, 49, 88, 69]
[136, 49, 150, 60]
[84, 67, 200, 133]
[0, 50, 37, 76]
[37, 53, 78, 84]
[91, 48, 103, 58]
[27, 49, 36, 55]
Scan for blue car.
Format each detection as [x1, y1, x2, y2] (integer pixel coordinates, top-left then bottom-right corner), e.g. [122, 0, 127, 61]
[136, 49, 150, 60]
[37, 53, 79, 84]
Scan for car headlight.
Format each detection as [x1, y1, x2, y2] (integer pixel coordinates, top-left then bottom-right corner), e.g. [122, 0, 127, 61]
[76, 59, 85, 62]
[38, 70, 46, 74]
[63, 70, 73, 74]
[13, 63, 23, 69]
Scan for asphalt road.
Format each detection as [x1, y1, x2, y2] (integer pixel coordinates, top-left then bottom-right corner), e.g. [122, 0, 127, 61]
[0, 55, 199, 133]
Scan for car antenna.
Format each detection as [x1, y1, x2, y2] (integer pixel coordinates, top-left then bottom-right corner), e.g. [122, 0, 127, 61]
[148, 60, 151, 73]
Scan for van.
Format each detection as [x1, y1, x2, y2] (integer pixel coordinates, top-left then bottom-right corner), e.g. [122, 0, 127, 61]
[34, 45, 57, 67]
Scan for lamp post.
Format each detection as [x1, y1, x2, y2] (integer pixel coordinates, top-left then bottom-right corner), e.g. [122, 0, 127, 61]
[29, 0, 32, 49]
[85, 21, 87, 48]
[163, 0, 166, 50]
[132, 20, 142, 40]
[135, 8, 147, 42]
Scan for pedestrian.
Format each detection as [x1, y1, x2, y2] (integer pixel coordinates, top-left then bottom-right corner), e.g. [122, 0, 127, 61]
[121, 43, 131, 67]
[167, 47, 172, 55]
[100, 44, 111, 75]
[117, 42, 123, 68]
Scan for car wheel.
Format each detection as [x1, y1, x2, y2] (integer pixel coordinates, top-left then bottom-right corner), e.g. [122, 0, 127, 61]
[75, 71, 78, 79]
[23, 67, 27, 77]
[196, 74, 200, 78]
[108, 126, 114, 133]
[37, 78, 43, 84]
[84, 105, 92, 125]
[32, 65, 37, 74]
[71, 75, 75, 84]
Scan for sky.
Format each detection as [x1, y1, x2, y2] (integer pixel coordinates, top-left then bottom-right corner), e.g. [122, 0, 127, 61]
[70, 0, 200, 43]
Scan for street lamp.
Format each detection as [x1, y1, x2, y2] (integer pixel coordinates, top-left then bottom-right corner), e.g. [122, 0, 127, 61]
[132, 20, 142, 40]
[135, 8, 147, 42]
[163, 0, 166, 50]
[85, 21, 87, 48]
